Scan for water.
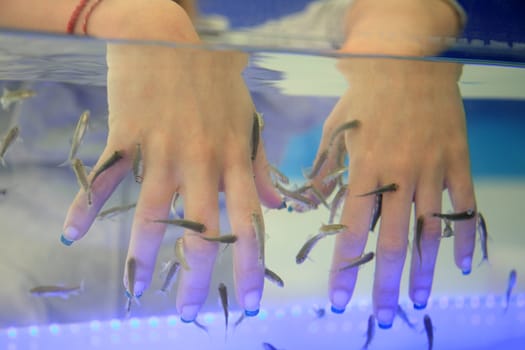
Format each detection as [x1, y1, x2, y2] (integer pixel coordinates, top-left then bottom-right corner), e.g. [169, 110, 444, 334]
[1, 29, 524, 350]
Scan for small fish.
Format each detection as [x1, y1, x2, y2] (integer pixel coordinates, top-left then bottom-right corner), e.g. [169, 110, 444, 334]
[441, 218, 453, 238]
[159, 260, 180, 295]
[396, 304, 416, 329]
[262, 343, 278, 350]
[357, 183, 399, 197]
[0, 125, 20, 166]
[362, 314, 376, 350]
[329, 184, 348, 224]
[329, 120, 361, 147]
[30, 282, 84, 298]
[319, 223, 348, 236]
[97, 203, 136, 220]
[268, 164, 289, 185]
[432, 209, 476, 221]
[126, 258, 140, 310]
[310, 185, 330, 209]
[264, 267, 285, 288]
[198, 234, 238, 244]
[133, 143, 144, 183]
[477, 212, 489, 265]
[174, 237, 190, 270]
[423, 314, 434, 350]
[72, 158, 90, 192]
[416, 216, 424, 265]
[59, 110, 89, 167]
[275, 182, 318, 210]
[322, 166, 347, 185]
[255, 110, 265, 130]
[89, 150, 124, 189]
[296, 233, 325, 264]
[312, 306, 326, 319]
[304, 150, 328, 179]
[154, 218, 206, 233]
[192, 319, 209, 334]
[369, 194, 383, 232]
[1, 88, 36, 110]
[505, 269, 517, 313]
[339, 252, 375, 272]
[218, 283, 229, 333]
[233, 313, 245, 330]
[170, 192, 182, 219]
[251, 212, 265, 267]
[251, 112, 260, 161]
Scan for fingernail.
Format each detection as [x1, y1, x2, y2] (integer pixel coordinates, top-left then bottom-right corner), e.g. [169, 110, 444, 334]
[462, 257, 472, 275]
[180, 304, 200, 323]
[62, 226, 79, 242]
[330, 305, 345, 314]
[278, 201, 287, 210]
[134, 282, 146, 297]
[244, 290, 261, 316]
[413, 289, 429, 308]
[331, 289, 350, 312]
[60, 234, 74, 246]
[287, 206, 293, 213]
[376, 309, 394, 329]
[245, 309, 259, 317]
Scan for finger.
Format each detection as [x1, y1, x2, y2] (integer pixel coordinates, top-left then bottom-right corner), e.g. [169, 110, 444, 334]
[328, 162, 377, 314]
[446, 155, 477, 274]
[224, 154, 265, 317]
[409, 168, 444, 310]
[373, 180, 413, 329]
[124, 142, 176, 297]
[253, 140, 286, 210]
[61, 146, 131, 245]
[175, 161, 220, 323]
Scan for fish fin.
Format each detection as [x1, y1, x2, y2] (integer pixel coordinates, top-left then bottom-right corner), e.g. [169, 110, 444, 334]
[57, 159, 71, 167]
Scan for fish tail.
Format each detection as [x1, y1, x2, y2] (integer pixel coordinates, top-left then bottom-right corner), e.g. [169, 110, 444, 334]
[57, 159, 71, 167]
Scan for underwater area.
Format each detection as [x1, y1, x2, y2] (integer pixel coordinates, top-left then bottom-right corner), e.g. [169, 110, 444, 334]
[1, 2, 525, 350]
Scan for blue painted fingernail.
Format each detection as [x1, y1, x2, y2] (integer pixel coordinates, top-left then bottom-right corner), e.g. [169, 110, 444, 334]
[60, 234, 74, 246]
[180, 317, 193, 324]
[124, 290, 142, 299]
[462, 268, 471, 275]
[378, 322, 392, 330]
[287, 205, 293, 213]
[245, 309, 259, 317]
[330, 305, 345, 314]
[278, 201, 287, 210]
[413, 303, 427, 310]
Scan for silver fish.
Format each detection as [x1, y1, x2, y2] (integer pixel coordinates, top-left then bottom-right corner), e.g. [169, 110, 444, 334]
[97, 203, 136, 220]
[218, 283, 229, 333]
[423, 314, 434, 350]
[59, 110, 89, 167]
[251, 212, 265, 267]
[268, 164, 289, 185]
[441, 218, 453, 238]
[90, 150, 124, 189]
[505, 269, 517, 313]
[310, 185, 330, 209]
[362, 314, 376, 350]
[133, 143, 144, 183]
[1, 88, 36, 110]
[322, 166, 347, 186]
[433, 209, 476, 221]
[159, 260, 180, 295]
[304, 149, 328, 179]
[30, 282, 84, 298]
[0, 125, 19, 166]
[319, 223, 348, 236]
[296, 233, 325, 264]
[175, 237, 190, 270]
[477, 212, 489, 265]
[233, 313, 245, 330]
[198, 234, 238, 244]
[275, 182, 317, 210]
[154, 218, 207, 233]
[358, 183, 399, 197]
[329, 184, 348, 224]
[264, 267, 285, 288]
[396, 304, 416, 329]
[72, 158, 90, 192]
[339, 252, 375, 272]
[416, 216, 424, 265]
[329, 120, 361, 147]
[255, 111, 265, 130]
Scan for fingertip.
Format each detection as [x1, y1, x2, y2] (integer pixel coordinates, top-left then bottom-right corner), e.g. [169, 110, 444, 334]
[61, 226, 80, 245]
[330, 289, 350, 312]
[243, 289, 262, 316]
[60, 234, 74, 246]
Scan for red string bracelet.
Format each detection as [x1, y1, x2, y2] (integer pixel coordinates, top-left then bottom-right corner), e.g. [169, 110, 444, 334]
[67, 0, 90, 34]
[82, 0, 106, 35]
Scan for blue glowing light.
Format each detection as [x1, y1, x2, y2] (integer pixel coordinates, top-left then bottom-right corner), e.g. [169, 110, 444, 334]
[28, 326, 39, 337]
[129, 318, 140, 329]
[275, 309, 286, 319]
[110, 319, 121, 330]
[291, 305, 303, 317]
[167, 316, 178, 326]
[147, 317, 160, 328]
[49, 324, 60, 335]
[7, 328, 17, 339]
[257, 309, 268, 321]
[89, 320, 101, 331]
[203, 313, 215, 324]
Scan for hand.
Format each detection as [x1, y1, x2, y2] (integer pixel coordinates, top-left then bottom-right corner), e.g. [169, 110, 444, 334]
[61, 6, 283, 322]
[310, 58, 477, 327]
